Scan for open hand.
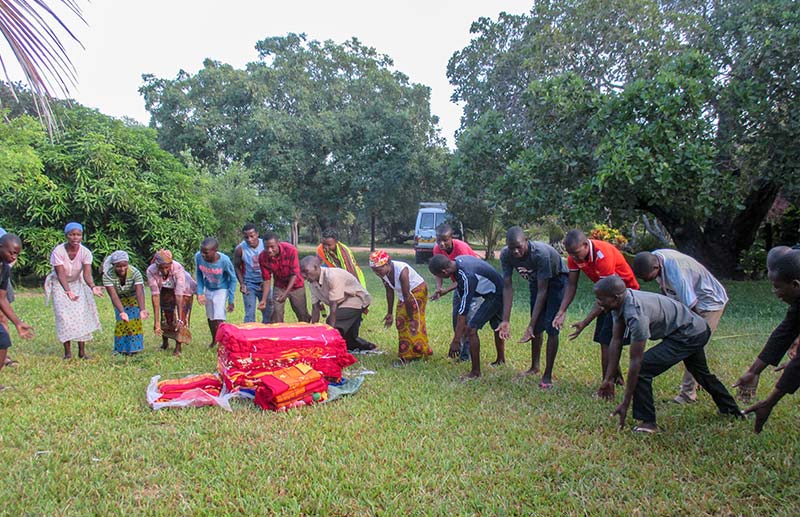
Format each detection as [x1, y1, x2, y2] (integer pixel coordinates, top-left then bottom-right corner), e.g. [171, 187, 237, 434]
[383, 313, 393, 329]
[429, 290, 442, 301]
[91, 286, 105, 297]
[743, 399, 775, 434]
[552, 311, 566, 330]
[611, 402, 628, 430]
[119, 312, 130, 323]
[448, 340, 460, 359]
[140, 309, 150, 321]
[227, 303, 234, 313]
[16, 322, 34, 340]
[518, 326, 535, 343]
[496, 321, 511, 341]
[240, 285, 249, 295]
[154, 323, 163, 336]
[197, 294, 206, 306]
[409, 320, 418, 335]
[597, 380, 615, 401]
[568, 320, 588, 340]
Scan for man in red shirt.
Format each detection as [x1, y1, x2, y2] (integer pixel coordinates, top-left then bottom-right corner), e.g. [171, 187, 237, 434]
[552, 229, 640, 386]
[430, 224, 480, 360]
[258, 232, 311, 323]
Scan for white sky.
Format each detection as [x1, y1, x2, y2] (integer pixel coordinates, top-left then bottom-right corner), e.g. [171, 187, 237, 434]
[2, 1, 533, 148]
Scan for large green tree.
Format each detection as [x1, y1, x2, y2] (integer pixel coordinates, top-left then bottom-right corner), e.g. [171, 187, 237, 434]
[0, 101, 216, 276]
[448, 0, 800, 276]
[140, 34, 447, 243]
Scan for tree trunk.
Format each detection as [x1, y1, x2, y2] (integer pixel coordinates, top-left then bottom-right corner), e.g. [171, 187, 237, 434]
[644, 179, 780, 278]
[291, 216, 299, 247]
[370, 212, 376, 252]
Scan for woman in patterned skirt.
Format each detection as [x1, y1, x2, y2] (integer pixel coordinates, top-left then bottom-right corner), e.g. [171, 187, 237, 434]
[102, 251, 149, 355]
[369, 250, 432, 362]
[146, 249, 196, 356]
[44, 222, 103, 359]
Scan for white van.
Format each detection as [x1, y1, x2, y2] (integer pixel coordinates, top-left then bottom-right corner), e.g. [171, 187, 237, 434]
[414, 203, 460, 264]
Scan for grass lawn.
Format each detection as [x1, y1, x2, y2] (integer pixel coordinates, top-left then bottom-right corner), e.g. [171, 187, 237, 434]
[0, 254, 797, 515]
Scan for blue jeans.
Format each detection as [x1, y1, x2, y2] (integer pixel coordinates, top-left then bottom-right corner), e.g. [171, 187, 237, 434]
[242, 284, 273, 323]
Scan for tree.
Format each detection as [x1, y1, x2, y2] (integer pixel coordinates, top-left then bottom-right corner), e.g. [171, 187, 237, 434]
[140, 34, 447, 243]
[447, 110, 521, 259]
[0, 101, 216, 276]
[448, 0, 800, 276]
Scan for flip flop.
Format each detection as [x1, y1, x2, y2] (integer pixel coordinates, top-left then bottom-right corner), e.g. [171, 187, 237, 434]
[538, 381, 554, 390]
[632, 425, 659, 434]
[3, 358, 18, 367]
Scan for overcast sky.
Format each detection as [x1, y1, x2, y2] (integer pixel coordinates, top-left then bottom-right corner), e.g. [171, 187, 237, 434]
[2, 1, 533, 147]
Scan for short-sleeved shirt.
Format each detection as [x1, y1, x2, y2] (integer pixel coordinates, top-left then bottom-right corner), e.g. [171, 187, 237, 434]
[454, 255, 504, 316]
[102, 265, 144, 297]
[50, 244, 93, 283]
[236, 238, 265, 288]
[258, 242, 304, 291]
[0, 262, 10, 292]
[435, 239, 479, 282]
[653, 249, 728, 312]
[433, 239, 479, 259]
[146, 261, 196, 297]
[567, 239, 639, 289]
[308, 267, 371, 310]
[612, 289, 708, 343]
[500, 241, 567, 284]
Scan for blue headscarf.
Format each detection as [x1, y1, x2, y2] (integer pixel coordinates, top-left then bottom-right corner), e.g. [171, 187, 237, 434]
[64, 222, 83, 234]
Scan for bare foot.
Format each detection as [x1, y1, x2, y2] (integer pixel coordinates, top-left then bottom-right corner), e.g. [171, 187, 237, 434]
[517, 368, 539, 377]
[208, 342, 217, 349]
[614, 375, 624, 386]
[160, 342, 169, 350]
[460, 371, 481, 380]
[79, 354, 92, 360]
[173, 350, 182, 357]
[490, 359, 506, 367]
[63, 354, 72, 360]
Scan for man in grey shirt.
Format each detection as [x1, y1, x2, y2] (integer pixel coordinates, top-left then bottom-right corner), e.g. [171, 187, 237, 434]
[633, 249, 729, 403]
[595, 276, 740, 433]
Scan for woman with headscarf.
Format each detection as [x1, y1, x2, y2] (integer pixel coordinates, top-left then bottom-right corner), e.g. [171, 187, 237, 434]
[44, 222, 103, 359]
[102, 251, 149, 355]
[145, 249, 196, 356]
[369, 250, 432, 362]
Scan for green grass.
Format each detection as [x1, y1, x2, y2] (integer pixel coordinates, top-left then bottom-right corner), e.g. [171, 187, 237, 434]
[1, 256, 798, 515]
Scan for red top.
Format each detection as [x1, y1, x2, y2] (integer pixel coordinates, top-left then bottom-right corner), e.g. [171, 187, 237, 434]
[567, 239, 639, 289]
[258, 242, 304, 291]
[433, 239, 479, 259]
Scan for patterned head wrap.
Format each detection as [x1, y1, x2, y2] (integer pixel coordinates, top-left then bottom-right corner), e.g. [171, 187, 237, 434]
[369, 250, 390, 267]
[153, 249, 173, 265]
[64, 222, 83, 234]
[103, 250, 130, 273]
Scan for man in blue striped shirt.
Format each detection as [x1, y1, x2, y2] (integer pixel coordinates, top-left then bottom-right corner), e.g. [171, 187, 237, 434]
[430, 254, 505, 379]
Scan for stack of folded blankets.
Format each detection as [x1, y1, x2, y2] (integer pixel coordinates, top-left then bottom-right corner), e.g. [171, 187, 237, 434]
[253, 363, 329, 411]
[155, 373, 222, 402]
[216, 322, 357, 410]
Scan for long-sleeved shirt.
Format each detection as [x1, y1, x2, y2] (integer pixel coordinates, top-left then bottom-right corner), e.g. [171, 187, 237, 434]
[758, 302, 800, 366]
[194, 251, 237, 304]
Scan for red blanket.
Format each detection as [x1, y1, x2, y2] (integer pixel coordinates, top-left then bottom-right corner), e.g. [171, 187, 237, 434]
[217, 322, 356, 391]
[155, 373, 222, 403]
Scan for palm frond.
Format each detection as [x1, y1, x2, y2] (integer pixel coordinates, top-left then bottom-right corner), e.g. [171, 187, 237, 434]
[0, 0, 85, 136]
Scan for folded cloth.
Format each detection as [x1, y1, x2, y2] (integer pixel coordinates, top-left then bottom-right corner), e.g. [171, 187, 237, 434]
[157, 373, 221, 394]
[253, 363, 329, 411]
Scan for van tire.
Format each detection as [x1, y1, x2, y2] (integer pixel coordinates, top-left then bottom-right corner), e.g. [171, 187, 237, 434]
[415, 250, 426, 264]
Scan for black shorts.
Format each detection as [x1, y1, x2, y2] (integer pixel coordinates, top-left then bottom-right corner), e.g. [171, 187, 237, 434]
[528, 273, 567, 336]
[593, 311, 630, 346]
[468, 293, 503, 331]
[0, 324, 11, 350]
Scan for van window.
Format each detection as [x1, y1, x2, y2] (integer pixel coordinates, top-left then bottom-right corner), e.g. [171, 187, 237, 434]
[435, 213, 446, 228]
[420, 212, 436, 230]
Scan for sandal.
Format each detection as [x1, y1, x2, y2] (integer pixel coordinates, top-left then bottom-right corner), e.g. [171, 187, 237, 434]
[538, 381, 554, 390]
[632, 424, 659, 434]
